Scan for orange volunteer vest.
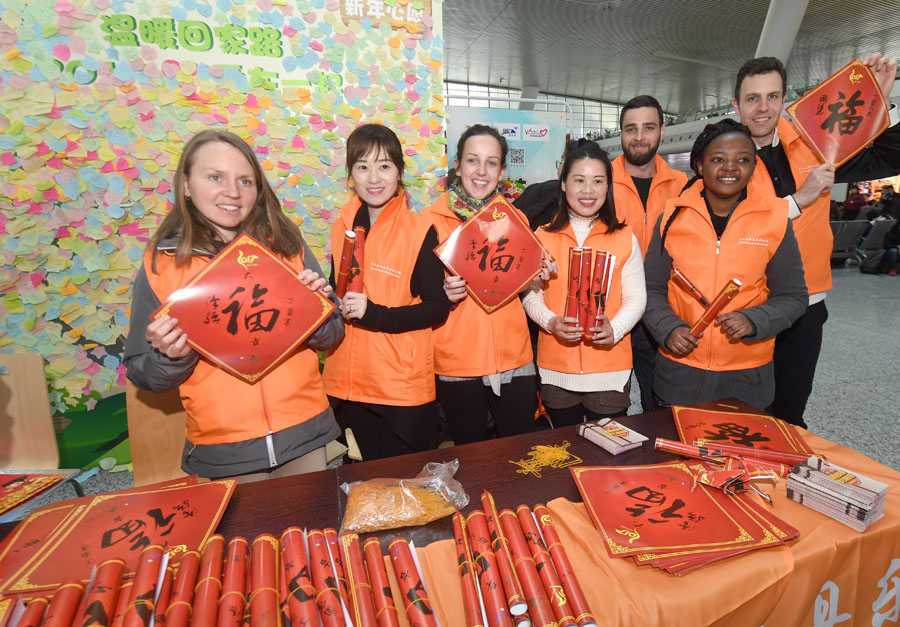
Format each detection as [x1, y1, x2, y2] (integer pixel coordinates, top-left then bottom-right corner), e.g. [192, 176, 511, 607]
[323, 193, 436, 406]
[657, 184, 790, 371]
[143, 248, 330, 445]
[423, 192, 533, 377]
[612, 153, 688, 257]
[751, 117, 833, 295]
[536, 221, 635, 374]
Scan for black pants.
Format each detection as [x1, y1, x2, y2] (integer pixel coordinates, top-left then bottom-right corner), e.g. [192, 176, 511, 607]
[547, 405, 627, 428]
[436, 376, 536, 445]
[769, 300, 828, 429]
[630, 321, 658, 413]
[328, 397, 438, 461]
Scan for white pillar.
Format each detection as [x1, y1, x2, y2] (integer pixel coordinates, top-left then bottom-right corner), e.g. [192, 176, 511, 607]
[754, 0, 810, 63]
[519, 86, 539, 110]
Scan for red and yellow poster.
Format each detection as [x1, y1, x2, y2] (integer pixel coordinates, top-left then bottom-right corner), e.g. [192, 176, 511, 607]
[671, 406, 814, 456]
[786, 59, 890, 167]
[435, 195, 550, 313]
[153, 233, 335, 383]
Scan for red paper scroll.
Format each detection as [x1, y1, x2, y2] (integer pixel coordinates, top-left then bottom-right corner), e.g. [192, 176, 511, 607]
[218, 536, 249, 627]
[193, 534, 226, 627]
[16, 597, 47, 626]
[533, 504, 596, 627]
[41, 582, 84, 627]
[349, 227, 366, 293]
[153, 566, 174, 626]
[0, 472, 67, 517]
[362, 538, 399, 627]
[249, 534, 280, 627]
[480, 492, 527, 616]
[586, 250, 613, 333]
[280, 527, 320, 627]
[451, 513, 484, 627]
[786, 58, 890, 167]
[152, 233, 335, 384]
[575, 247, 593, 333]
[565, 247, 583, 320]
[307, 529, 345, 627]
[497, 510, 555, 627]
[164, 549, 200, 627]
[671, 405, 814, 456]
[122, 544, 165, 627]
[435, 194, 551, 314]
[516, 505, 577, 627]
[692, 439, 812, 466]
[672, 267, 710, 307]
[111, 581, 133, 627]
[324, 528, 352, 614]
[465, 510, 514, 627]
[340, 533, 377, 627]
[387, 538, 437, 627]
[689, 278, 741, 338]
[335, 230, 357, 298]
[82, 559, 126, 626]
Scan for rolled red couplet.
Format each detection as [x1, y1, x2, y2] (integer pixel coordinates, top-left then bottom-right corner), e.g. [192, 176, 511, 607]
[192, 534, 226, 627]
[307, 529, 346, 627]
[280, 527, 320, 627]
[123, 544, 165, 627]
[362, 538, 399, 627]
[672, 267, 710, 307]
[340, 533, 377, 627]
[586, 250, 611, 332]
[348, 226, 367, 293]
[164, 549, 201, 627]
[466, 510, 514, 627]
[15, 597, 48, 627]
[217, 536, 249, 627]
[41, 581, 84, 627]
[335, 230, 357, 298]
[565, 247, 584, 320]
[153, 566, 175, 626]
[324, 528, 352, 613]
[516, 505, 577, 627]
[452, 512, 485, 627]
[110, 580, 133, 627]
[689, 277, 741, 338]
[480, 491, 527, 615]
[249, 534, 280, 627]
[497, 509, 556, 627]
[82, 558, 127, 627]
[576, 247, 593, 332]
[692, 439, 811, 466]
[533, 504, 596, 627]
[387, 538, 437, 627]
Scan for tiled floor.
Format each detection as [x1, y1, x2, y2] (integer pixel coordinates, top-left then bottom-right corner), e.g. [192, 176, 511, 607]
[15, 264, 900, 520]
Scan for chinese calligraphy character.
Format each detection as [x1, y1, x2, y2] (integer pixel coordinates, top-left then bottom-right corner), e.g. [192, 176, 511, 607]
[813, 581, 851, 627]
[820, 90, 865, 135]
[214, 24, 249, 55]
[702, 422, 769, 446]
[873, 558, 900, 627]
[248, 26, 283, 58]
[345, 0, 365, 17]
[101, 15, 140, 46]
[179, 20, 214, 52]
[476, 235, 514, 272]
[367, 0, 386, 19]
[139, 18, 178, 49]
[624, 486, 685, 524]
[222, 284, 281, 335]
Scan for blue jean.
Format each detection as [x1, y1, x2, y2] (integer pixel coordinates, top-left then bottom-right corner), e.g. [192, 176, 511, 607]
[887, 247, 899, 271]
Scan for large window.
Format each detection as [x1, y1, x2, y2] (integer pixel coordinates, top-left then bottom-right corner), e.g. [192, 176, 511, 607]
[444, 82, 623, 139]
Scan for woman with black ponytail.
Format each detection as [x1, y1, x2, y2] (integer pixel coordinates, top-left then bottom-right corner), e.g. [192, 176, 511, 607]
[643, 119, 807, 410]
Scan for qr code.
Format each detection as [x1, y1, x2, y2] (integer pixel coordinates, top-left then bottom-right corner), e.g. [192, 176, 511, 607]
[509, 148, 525, 165]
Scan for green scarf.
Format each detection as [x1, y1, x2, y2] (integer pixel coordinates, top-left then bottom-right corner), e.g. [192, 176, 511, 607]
[448, 177, 498, 222]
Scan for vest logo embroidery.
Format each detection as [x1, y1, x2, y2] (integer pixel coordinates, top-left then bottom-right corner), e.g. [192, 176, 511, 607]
[370, 262, 402, 279]
[738, 237, 769, 247]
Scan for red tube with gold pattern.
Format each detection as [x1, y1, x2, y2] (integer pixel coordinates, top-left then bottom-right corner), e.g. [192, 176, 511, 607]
[387, 538, 437, 627]
[565, 247, 583, 320]
[280, 527, 320, 627]
[348, 226, 366, 293]
[480, 492, 526, 615]
[110, 581, 133, 627]
[15, 597, 47, 627]
[81, 558, 126, 626]
[465, 511, 514, 627]
[164, 549, 201, 627]
[324, 528, 351, 613]
[249, 534, 280, 627]
[153, 566, 175, 627]
[336, 230, 357, 298]
[691, 439, 811, 466]
[533, 504, 596, 627]
[307, 529, 346, 627]
[122, 544, 165, 627]
[362, 538, 399, 627]
[516, 505, 577, 626]
[41, 582, 84, 627]
[497, 509, 555, 627]
[339, 533, 377, 627]
[216, 536, 249, 627]
[672, 267, 710, 307]
[576, 247, 593, 332]
[192, 534, 226, 627]
[689, 278, 741, 338]
[452, 513, 484, 627]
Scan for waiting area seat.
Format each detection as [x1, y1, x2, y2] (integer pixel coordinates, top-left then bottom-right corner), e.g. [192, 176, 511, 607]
[830, 220, 869, 263]
[855, 219, 894, 262]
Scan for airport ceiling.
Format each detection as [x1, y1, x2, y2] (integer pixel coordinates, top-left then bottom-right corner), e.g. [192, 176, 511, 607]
[443, 0, 900, 118]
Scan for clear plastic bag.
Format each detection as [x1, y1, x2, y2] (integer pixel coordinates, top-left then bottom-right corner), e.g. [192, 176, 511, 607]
[339, 459, 469, 534]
